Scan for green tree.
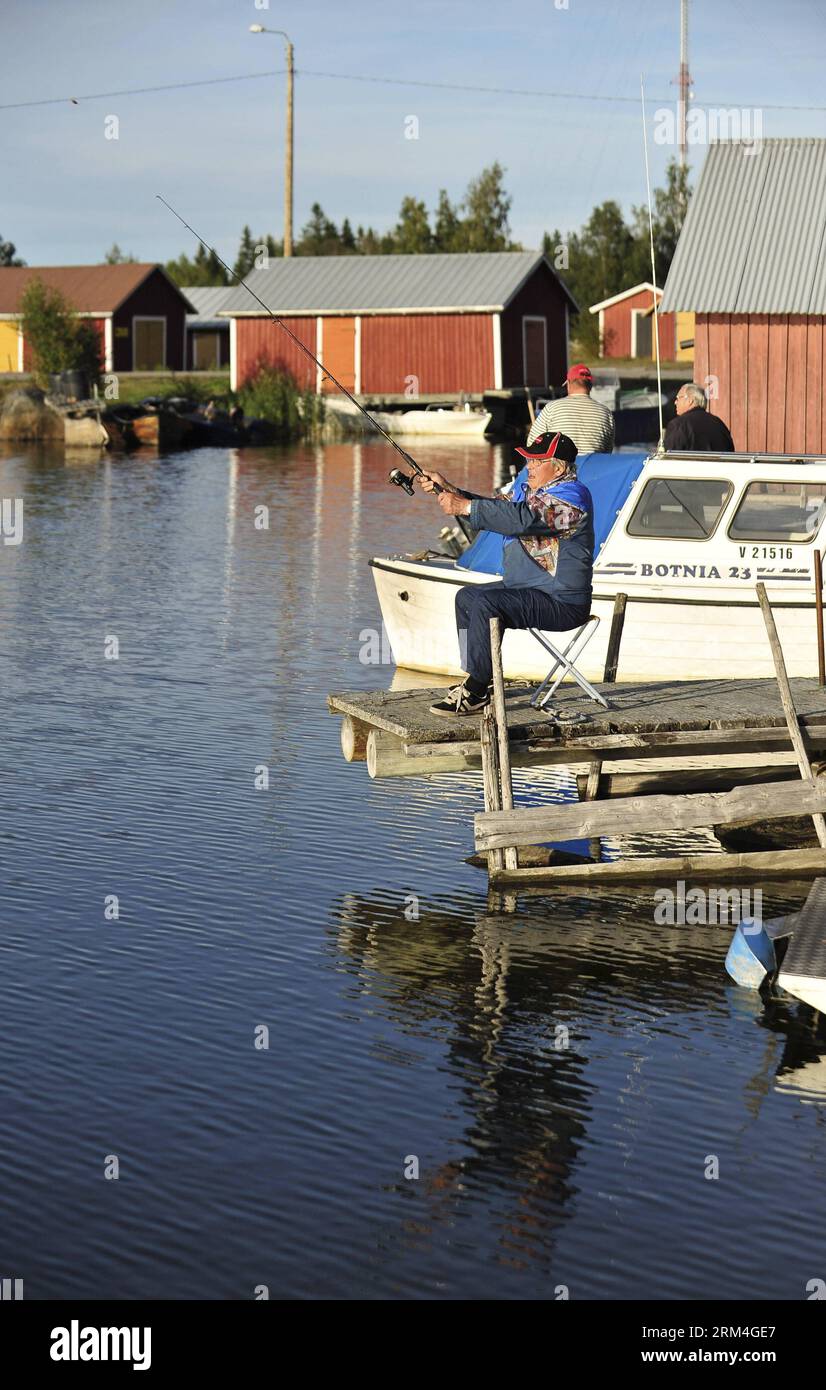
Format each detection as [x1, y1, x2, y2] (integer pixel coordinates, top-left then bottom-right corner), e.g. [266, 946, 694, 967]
[166, 243, 229, 287]
[296, 203, 342, 256]
[545, 161, 693, 353]
[1, 235, 24, 266]
[630, 158, 692, 287]
[234, 226, 258, 278]
[353, 224, 386, 255]
[392, 197, 433, 254]
[433, 189, 462, 252]
[103, 243, 136, 264]
[20, 278, 101, 387]
[340, 218, 357, 253]
[458, 163, 518, 251]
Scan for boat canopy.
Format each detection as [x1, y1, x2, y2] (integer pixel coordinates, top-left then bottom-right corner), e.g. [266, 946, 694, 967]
[456, 451, 648, 575]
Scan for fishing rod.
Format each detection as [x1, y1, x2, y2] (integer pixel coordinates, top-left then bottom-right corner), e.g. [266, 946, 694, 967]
[155, 195, 449, 506]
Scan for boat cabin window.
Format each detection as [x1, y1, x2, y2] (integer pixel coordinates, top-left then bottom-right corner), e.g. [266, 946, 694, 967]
[728, 480, 826, 543]
[626, 478, 733, 539]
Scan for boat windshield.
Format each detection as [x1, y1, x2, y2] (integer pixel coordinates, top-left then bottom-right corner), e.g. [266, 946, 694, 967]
[626, 477, 733, 539]
[728, 480, 826, 543]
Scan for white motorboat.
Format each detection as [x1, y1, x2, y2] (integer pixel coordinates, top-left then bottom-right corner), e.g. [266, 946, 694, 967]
[330, 398, 492, 438]
[371, 450, 826, 682]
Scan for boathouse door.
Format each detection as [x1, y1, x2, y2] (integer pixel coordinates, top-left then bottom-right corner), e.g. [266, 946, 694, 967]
[522, 316, 547, 386]
[133, 316, 167, 370]
[321, 317, 356, 393]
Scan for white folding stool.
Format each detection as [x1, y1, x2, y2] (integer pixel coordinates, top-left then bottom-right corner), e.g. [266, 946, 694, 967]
[529, 614, 609, 710]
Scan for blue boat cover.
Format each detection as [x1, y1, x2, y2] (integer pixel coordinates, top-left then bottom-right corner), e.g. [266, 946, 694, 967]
[456, 451, 648, 576]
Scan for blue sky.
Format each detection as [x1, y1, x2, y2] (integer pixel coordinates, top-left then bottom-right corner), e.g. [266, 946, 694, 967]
[3, 0, 825, 268]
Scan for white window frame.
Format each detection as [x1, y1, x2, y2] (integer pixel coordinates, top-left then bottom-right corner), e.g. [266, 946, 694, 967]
[521, 314, 547, 386]
[491, 313, 502, 389]
[354, 315, 362, 395]
[132, 315, 167, 371]
[229, 319, 237, 391]
[103, 316, 113, 373]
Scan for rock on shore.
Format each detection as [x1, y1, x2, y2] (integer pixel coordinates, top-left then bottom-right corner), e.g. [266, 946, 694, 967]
[0, 387, 64, 441]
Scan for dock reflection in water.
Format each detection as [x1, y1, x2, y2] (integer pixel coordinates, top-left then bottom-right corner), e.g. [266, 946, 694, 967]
[0, 439, 824, 1301]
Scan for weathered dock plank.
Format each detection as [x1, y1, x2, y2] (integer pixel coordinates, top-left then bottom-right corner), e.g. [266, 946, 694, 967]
[475, 777, 826, 852]
[328, 678, 826, 751]
[489, 848, 826, 887]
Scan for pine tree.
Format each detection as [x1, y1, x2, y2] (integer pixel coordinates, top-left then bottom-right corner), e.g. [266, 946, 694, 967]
[340, 218, 357, 253]
[234, 226, 257, 278]
[296, 204, 341, 256]
[433, 190, 461, 252]
[392, 197, 433, 254]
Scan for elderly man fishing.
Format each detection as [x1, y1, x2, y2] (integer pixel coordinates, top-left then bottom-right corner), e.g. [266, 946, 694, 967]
[419, 431, 594, 717]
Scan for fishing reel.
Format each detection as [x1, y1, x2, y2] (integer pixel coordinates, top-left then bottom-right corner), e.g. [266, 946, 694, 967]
[389, 467, 415, 496]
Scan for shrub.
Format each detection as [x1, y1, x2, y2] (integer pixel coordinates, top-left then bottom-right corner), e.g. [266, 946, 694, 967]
[20, 278, 102, 388]
[238, 360, 324, 439]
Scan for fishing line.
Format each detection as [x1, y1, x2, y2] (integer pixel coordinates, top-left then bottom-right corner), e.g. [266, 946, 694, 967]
[640, 78, 665, 453]
[155, 194, 427, 479]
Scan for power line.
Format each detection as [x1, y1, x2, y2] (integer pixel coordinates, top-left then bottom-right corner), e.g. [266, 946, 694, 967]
[1, 66, 825, 113]
[0, 69, 285, 111]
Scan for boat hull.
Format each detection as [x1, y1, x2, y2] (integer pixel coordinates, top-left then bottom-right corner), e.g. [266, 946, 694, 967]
[371, 556, 821, 682]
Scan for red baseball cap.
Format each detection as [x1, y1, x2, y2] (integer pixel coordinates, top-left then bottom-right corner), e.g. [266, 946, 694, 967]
[566, 363, 593, 383]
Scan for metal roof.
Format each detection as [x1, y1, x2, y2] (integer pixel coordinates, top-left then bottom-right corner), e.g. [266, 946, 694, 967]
[218, 251, 577, 315]
[589, 282, 661, 313]
[0, 264, 194, 314]
[183, 284, 237, 322]
[661, 139, 826, 315]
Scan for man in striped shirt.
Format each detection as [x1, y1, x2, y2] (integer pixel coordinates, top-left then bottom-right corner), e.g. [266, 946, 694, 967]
[528, 363, 615, 455]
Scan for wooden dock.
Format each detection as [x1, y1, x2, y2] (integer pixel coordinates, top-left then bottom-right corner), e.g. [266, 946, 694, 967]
[330, 673, 826, 886]
[330, 586, 826, 888]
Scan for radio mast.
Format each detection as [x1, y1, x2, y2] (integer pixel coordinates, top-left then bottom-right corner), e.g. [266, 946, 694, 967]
[677, 0, 693, 168]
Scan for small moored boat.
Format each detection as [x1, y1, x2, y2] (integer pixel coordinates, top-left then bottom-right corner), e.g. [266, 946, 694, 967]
[371, 449, 826, 682]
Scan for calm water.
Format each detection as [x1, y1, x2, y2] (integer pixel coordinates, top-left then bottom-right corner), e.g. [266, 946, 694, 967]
[1, 439, 825, 1301]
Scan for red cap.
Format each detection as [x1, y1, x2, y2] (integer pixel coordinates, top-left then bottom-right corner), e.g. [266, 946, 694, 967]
[566, 363, 593, 383]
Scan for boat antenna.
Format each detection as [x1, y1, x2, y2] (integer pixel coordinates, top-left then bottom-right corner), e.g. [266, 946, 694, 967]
[640, 78, 665, 454]
[155, 194, 430, 485]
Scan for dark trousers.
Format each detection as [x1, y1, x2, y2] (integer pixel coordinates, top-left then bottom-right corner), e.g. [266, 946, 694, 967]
[455, 582, 590, 687]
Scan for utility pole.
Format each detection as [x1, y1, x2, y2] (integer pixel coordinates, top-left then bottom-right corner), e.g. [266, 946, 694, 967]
[250, 25, 294, 257]
[677, 0, 693, 169]
[284, 38, 294, 257]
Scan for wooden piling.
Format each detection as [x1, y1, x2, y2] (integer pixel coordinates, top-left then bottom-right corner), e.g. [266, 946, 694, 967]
[341, 714, 370, 762]
[489, 618, 518, 871]
[602, 592, 628, 684]
[815, 551, 825, 687]
[756, 581, 826, 849]
[480, 707, 504, 874]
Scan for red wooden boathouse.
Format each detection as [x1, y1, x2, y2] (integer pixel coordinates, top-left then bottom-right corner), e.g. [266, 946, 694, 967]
[661, 138, 826, 453]
[220, 251, 577, 397]
[0, 264, 193, 375]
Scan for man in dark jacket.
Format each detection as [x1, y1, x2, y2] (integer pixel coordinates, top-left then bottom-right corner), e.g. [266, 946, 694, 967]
[664, 383, 735, 451]
[419, 431, 594, 717]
